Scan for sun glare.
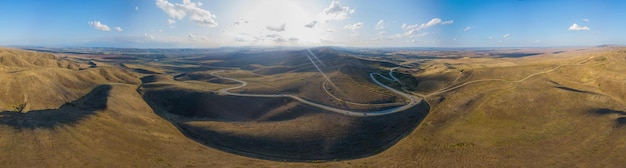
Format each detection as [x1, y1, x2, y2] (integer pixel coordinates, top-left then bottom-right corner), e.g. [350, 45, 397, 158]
[237, 0, 323, 45]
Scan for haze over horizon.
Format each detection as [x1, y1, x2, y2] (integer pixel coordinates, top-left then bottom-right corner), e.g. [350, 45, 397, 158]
[1, 0, 625, 48]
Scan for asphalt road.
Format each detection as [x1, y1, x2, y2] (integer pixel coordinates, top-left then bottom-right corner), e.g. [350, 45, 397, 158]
[210, 70, 421, 117]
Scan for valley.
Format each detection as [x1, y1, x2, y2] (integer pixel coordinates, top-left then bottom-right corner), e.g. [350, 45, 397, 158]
[0, 46, 625, 167]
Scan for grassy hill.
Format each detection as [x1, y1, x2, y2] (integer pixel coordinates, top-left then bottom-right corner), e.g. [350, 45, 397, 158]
[351, 47, 626, 167]
[197, 48, 404, 109]
[140, 72, 430, 161]
[0, 46, 625, 167]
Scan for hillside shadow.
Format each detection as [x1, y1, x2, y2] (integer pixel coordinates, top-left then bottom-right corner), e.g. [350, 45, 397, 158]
[139, 78, 432, 161]
[617, 117, 626, 127]
[0, 85, 111, 130]
[171, 100, 430, 161]
[554, 86, 600, 95]
[590, 108, 626, 115]
[134, 48, 433, 161]
[589, 108, 626, 127]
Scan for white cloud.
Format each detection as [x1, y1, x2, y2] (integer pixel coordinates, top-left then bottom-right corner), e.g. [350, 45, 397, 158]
[114, 26, 123, 32]
[303, 0, 354, 32]
[344, 22, 363, 31]
[304, 20, 318, 28]
[88, 21, 111, 31]
[464, 26, 471, 32]
[322, 0, 354, 21]
[388, 31, 429, 40]
[155, 0, 218, 27]
[503, 34, 510, 38]
[401, 23, 409, 29]
[401, 18, 453, 31]
[568, 23, 590, 31]
[583, 19, 590, 22]
[423, 18, 453, 26]
[156, 0, 185, 19]
[266, 23, 286, 32]
[375, 20, 385, 30]
[392, 18, 452, 40]
[135, 6, 139, 11]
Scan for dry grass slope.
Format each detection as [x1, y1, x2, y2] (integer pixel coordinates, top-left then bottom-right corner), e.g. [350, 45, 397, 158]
[140, 73, 430, 161]
[1, 47, 625, 167]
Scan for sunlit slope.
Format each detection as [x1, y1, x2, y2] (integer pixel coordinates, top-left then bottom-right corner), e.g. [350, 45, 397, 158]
[347, 47, 626, 167]
[0, 83, 279, 167]
[0, 48, 140, 111]
[0, 48, 83, 71]
[1, 47, 624, 167]
[0, 48, 283, 167]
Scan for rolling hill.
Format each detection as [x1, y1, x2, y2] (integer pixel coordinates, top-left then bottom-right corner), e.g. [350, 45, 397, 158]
[0, 46, 625, 167]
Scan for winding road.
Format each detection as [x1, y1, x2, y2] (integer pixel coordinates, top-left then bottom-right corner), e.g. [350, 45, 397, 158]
[423, 56, 597, 98]
[211, 70, 421, 117]
[208, 50, 594, 117]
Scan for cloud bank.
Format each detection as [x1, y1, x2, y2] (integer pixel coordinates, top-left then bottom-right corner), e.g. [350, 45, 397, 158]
[156, 0, 218, 27]
[322, 0, 354, 21]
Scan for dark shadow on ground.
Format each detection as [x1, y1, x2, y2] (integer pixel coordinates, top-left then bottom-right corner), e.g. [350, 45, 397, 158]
[135, 48, 432, 161]
[181, 101, 429, 161]
[142, 85, 430, 161]
[589, 108, 626, 127]
[590, 108, 626, 115]
[133, 68, 161, 74]
[0, 85, 111, 130]
[617, 117, 626, 126]
[555, 86, 600, 95]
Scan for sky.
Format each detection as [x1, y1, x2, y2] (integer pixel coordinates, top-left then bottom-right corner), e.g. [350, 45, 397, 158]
[0, 0, 625, 48]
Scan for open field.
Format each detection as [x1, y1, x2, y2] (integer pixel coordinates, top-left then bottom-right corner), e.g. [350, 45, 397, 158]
[0, 46, 624, 167]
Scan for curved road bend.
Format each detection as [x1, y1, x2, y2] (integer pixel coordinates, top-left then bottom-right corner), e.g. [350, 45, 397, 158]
[385, 68, 427, 98]
[424, 56, 597, 98]
[210, 71, 421, 117]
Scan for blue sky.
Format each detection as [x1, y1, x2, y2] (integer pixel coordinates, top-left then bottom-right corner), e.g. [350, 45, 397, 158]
[0, 0, 625, 48]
